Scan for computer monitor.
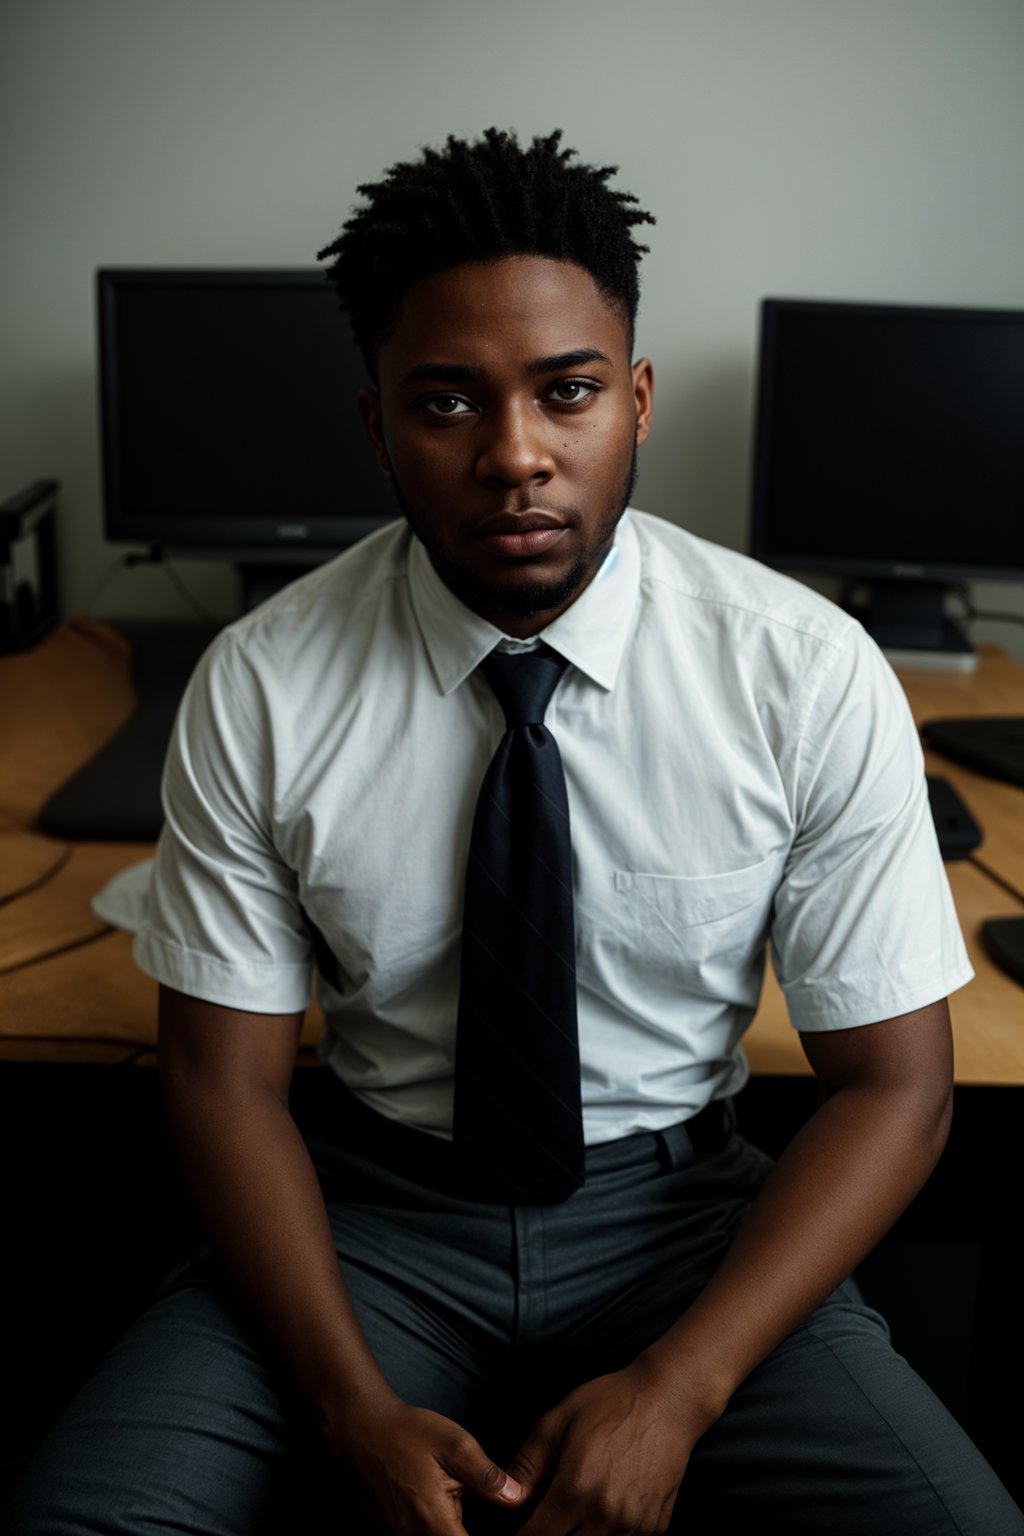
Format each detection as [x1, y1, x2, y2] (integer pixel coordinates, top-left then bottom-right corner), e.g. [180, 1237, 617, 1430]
[97, 268, 398, 584]
[749, 297, 1024, 659]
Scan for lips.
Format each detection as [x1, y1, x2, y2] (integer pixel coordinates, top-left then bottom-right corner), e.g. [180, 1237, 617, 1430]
[472, 511, 569, 560]
[483, 527, 567, 557]
[473, 509, 567, 537]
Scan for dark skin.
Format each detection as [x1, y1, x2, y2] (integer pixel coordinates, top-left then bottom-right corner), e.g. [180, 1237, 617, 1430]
[160, 254, 956, 1534]
[358, 256, 653, 639]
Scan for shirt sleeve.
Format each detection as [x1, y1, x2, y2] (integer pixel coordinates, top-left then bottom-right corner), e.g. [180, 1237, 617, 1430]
[769, 623, 974, 1031]
[132, 630, 313, 1013]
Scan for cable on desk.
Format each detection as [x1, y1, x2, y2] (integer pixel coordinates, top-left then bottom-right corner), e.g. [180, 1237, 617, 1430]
[949, 584, 1024, 631]
[85, 550, 224, 627]
[968, 852, 1024, 907]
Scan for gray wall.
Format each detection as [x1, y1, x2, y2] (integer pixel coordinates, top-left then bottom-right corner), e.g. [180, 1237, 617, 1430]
[2, 0, 1023, 657]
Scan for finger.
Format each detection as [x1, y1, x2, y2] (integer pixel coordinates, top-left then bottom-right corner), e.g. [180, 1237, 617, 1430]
[440, 1431, 523, 1506]
[413, 1483, 476, 1536]
[506, 1418, 559, 1501]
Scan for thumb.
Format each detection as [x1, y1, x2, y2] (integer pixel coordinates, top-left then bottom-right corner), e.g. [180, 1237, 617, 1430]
[444, 1435, 524, 1507]
[505, 1418, 559, 1501]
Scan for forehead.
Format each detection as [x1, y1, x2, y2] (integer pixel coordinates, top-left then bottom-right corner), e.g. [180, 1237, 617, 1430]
[377, 255, 631, 379]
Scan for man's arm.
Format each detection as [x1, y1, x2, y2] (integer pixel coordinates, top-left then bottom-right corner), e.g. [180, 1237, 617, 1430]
[158, 984, 521, 1532]
[507, 999, 954, 1536]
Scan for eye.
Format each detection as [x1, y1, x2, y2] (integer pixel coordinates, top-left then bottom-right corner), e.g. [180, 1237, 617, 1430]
[546, 378, 598, 405]
[423, 393, 474, 417]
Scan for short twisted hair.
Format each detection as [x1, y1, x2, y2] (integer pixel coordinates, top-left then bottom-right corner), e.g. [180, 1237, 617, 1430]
[317, 127, 655, 375]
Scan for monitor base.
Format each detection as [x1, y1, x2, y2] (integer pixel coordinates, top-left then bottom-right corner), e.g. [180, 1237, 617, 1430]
[878, 643, 979, 673]
[846, 582, 977, 671]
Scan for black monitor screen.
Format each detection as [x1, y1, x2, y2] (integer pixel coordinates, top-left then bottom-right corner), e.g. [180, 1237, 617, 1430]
[749, 299, 1024, 583]
[99, 268, 397, 553]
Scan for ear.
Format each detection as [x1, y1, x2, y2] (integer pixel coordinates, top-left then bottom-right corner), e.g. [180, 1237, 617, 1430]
[631, 358, 654, 446]
[358, 386, 392, 475]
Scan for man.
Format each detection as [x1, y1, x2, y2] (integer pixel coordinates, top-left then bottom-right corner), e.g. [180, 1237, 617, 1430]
[6, 128, 1021, 1535]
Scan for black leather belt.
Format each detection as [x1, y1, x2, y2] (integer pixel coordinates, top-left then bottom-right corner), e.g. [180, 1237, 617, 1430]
[653, 1097, 733, 1172]
[309, 1077, 735, 1206]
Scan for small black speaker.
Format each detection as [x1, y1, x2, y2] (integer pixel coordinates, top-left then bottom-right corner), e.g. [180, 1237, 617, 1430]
[0, 479, 60, 652]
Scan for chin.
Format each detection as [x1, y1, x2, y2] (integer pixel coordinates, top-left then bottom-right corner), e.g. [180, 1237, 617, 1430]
[461, 560, 592, 621]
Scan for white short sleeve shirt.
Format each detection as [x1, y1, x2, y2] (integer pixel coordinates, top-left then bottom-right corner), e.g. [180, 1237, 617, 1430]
[134, 511, 972, 1144]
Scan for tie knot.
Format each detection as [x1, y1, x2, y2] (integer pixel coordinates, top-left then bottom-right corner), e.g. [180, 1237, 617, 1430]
[480, 647, 569, 728]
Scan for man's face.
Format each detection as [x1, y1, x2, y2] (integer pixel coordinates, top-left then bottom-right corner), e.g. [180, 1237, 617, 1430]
[360, 255, 654, 637]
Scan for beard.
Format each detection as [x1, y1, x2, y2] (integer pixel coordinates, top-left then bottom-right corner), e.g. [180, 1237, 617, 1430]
[390, 440, 639, 621]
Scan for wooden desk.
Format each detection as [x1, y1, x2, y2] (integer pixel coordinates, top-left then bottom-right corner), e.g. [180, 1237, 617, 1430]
[745, 645, 1024, 1085]
[2, 634, 1022, 1506]
[3, 629, 1021, 1075]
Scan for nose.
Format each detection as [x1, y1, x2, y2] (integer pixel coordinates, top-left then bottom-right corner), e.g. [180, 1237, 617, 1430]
[474, 400, 556, 489]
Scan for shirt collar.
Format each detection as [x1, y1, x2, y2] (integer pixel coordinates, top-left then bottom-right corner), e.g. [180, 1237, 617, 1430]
[408, 511, 641, 696]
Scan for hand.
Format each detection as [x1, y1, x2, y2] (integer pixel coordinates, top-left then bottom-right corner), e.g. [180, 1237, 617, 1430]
[331, 1396, 523, 1536]
[507, 1359, 707, 1536]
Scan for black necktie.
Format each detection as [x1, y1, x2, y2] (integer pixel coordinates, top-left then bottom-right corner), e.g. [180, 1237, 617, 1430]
[453, 646, 585, 1204]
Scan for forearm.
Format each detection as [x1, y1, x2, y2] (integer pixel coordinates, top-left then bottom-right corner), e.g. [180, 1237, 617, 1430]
[503, 1065, 954, 1536]
[639, 1072, 952, 1427]
[160, 1040, 524, 1534]
[161, 1070, 396, 1444]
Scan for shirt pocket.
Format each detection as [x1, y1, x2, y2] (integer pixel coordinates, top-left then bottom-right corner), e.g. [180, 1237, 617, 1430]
[604, 856, 779, 971]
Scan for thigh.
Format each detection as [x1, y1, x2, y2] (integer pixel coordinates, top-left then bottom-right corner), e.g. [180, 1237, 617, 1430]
[310, 1137, 525, 1451]
[676, 1280, 1024, 1535]
[2, 1232, 500, 1536]
[2, 1270, 296, 1536]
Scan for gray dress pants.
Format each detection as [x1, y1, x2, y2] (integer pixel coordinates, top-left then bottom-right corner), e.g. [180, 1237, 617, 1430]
[3, 1112, 1022, 1536]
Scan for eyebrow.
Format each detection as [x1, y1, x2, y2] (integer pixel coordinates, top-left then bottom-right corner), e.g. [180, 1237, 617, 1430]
[398, 348, 612, 387]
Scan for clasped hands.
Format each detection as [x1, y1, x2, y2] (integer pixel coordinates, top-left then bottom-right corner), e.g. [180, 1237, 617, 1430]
[337, 1356, 707, 1536]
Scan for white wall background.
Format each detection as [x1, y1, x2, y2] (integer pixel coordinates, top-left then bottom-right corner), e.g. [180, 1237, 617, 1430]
[2, 0, 1023, 657]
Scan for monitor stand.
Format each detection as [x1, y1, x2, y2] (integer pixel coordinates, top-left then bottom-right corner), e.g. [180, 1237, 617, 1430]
[154, 545, 336, 614]
[238, 562, 320, 611]
[847, 581, 977, 672]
